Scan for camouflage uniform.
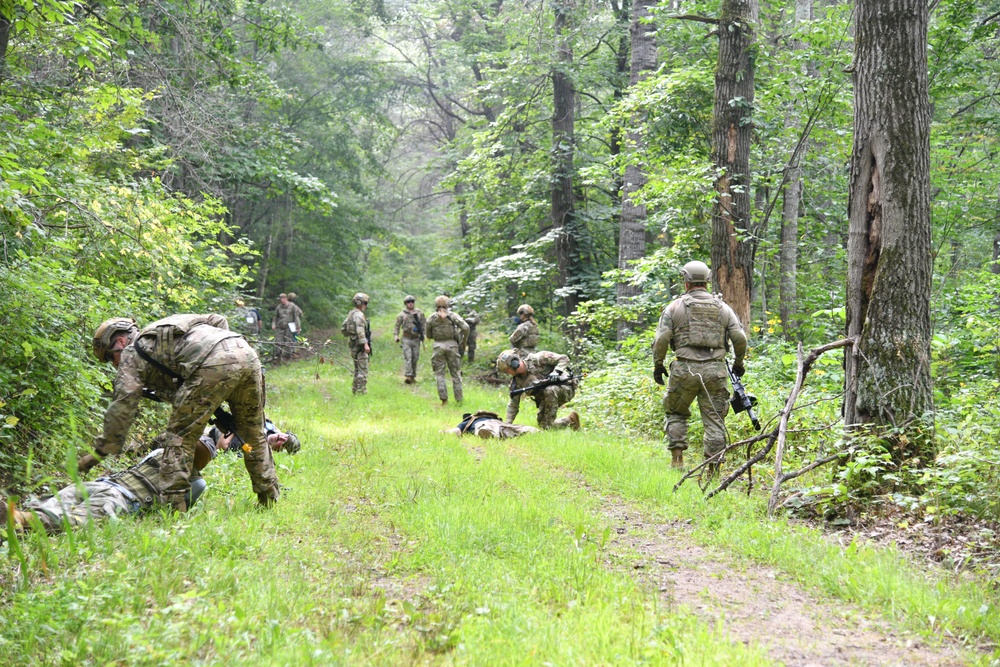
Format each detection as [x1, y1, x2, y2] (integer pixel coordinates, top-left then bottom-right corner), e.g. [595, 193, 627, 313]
[272, 301, 303, 359]
[653, 289, 747, 458]
[509, 319, 539, 356]
[394, 307, 426, 380]
[463, 311, 481, 362]
[93, 314, 279, 510]
[506, 351, 578, 429]
[426, 310, 469, 402]
[456, 411, 538, 439]
[343, 308, 370, 394]
[24, 444, 215, 533]
[234, 305, 263, 339]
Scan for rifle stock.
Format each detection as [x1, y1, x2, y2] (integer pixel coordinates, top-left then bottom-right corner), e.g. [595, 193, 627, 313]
[726, 362, 761, 431]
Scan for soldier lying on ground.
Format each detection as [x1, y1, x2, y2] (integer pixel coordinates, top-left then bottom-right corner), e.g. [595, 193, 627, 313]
[208, 418, 301, 456]
[2, 435, 219, 537]
[443, 410, 539, 439]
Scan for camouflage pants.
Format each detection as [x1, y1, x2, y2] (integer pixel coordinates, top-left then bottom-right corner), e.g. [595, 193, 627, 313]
[534, 384, 576, 429]
[25, 481, 134, 532]
[402, 337, 421, 378]
[274, 326, 295, 359]
[663, 359, 730, 458]
[466, 338, 477, 363]
[431, 340, 463, 401]
[351, 342, 369, 394]
[159, 340, 279, 506]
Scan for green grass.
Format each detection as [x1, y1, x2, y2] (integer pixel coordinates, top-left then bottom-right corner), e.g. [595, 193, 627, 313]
[1, 322, 998, 665]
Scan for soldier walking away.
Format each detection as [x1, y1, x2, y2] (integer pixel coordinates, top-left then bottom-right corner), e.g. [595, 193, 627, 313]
[496, 349, 580, 430]
[272, 293, 303, 361]
[509, 304, 539, 356]
[462, 309, 481, 362]
[2, 434, 221, 536]
[234, 298, 263, 338]
[425, 295, 469, 405]
[393, 295, 426, 384]
[342, 293, 372, 395]
[83, 315, 281, 511]
[653, 261, 747, 471]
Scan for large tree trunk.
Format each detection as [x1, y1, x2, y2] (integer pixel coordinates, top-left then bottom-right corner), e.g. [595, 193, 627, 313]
[778, 0, 813, 339]
[844, 0, 934, 462]
[710, 0, 759, 326]
[552, 0, 579, 315]
[616, 0, 657, 341]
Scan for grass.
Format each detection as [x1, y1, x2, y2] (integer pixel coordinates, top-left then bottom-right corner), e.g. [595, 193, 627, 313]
[1, 321, 998, 665]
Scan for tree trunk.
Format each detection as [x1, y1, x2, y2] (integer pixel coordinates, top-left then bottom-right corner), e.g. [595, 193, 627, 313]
[616, 0, 657, 341]
[710, 0, 759, 326]
[552, 0, 579, 315]
[844, 0, 934, 462]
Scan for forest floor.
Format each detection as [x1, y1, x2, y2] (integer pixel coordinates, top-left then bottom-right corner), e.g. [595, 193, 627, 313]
[2, 330, 1000, 665]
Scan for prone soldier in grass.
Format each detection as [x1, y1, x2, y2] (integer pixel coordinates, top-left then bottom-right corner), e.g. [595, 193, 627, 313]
[83, 315, 280, 511]
[425, 295, 469, 405]
[652, 260, 747, 471]
[342, 292, 372, 395]
[393, 295, 426, 384]
[496, 349, 580, 430]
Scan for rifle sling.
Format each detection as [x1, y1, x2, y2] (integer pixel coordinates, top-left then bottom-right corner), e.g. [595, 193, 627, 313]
[134, 342, 186, 384]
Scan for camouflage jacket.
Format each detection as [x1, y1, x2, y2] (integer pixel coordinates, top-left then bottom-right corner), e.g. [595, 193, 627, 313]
[509, 319, 539, 351]
[425, 310, 469, 345]
[272, 302, 302, 329]
[506, 350, 572, 422]
[394, 308, 426, 339]
[94, 314, 242, 458]
[652, 289, 746, 365]
[342, 309, 369, 346]
[464, 311, 481, 336]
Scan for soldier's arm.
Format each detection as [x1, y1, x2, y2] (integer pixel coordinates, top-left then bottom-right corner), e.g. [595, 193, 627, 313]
[92, 349, 146, 458]
[652, 305, 675, 366]
[539, 351, 570, 375]
[506, 392, 521, 423]
[394, 313, 404, 337]
[205, 314, 230, 330]
[293, 305, 302, 327]
[456, 315, 470, 344]
[272, 308, 280, 329]
[509, 324, 523, 347]
[725, 310, 748, 364]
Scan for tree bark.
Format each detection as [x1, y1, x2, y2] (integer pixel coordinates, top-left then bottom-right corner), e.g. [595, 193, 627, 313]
[844, 0, 934, 461]
[616, 0, 657, 341]
[552, 0, 579, 315]
[710, 0, 759, 326]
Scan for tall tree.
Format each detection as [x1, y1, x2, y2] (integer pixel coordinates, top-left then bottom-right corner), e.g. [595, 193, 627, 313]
[616, 0, 657, 341]
[710, 0, 759, 325]
[552, 0, 579, 314]
[844, 0, 934, 460]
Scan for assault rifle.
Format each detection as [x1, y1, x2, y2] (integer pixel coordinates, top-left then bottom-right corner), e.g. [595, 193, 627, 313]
[413, 315, 425, 343]
[509, 373, 575, 397]
[365, 319, 374, 357]
[727, 362, 761, 431]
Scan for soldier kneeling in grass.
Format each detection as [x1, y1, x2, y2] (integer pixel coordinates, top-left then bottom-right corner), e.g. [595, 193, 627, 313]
[496, 349, 581, 431]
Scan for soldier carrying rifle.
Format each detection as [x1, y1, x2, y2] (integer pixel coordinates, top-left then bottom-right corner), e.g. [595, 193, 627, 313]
[496, 349, 580, 431]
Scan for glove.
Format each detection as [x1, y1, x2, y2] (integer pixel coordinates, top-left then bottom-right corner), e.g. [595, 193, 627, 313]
[653, 363, 666, 386]
[77, 453, 101, 474]
[257, 485, 280, 507]
[547, 372, 561, 382]
[732, 362, 746, 378]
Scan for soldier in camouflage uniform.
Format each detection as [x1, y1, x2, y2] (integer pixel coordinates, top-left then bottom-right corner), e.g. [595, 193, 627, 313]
[443, 410, 539, 439]
[497, 349, 580, 430]
[462, 310, 481, 362]
[653, 261, 747, 470]
[342, 293, 371, 395]
[426, 295, 469, 405]
[2, 435, 218, 535]
[234, 298, 263, 338]
[271, 293, 303, 360]
[509, 304, 539, 356]
[82, 315, 281, 512]
[393, 295, 425, 384]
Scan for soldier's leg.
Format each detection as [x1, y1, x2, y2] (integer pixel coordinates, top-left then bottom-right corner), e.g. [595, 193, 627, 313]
[431, 346, 448, 400]
[446, 345, 463, 402]
[467, 342, 476, 363]
[695, 364, 731, 461]
[226, 348, 280, 502]
[402, 339, 415, 378]
[663, 363, 701, 451]
[546, 385, 575, 429]
[25, 482, 133, 533]
[274, 328, 289, 359]
[351, 345, 369, 395]
[411, 338, 421, 377]
[536, 390, 560, 429]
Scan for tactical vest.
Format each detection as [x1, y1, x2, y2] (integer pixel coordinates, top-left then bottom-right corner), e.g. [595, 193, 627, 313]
[429, 313, 461, 341]
[137, 314, 241, 379]
[672, 294, 726, 350]
[401, 311, 421, 338]
[513, 320, 539, 350]
[107, 452, 164, 508]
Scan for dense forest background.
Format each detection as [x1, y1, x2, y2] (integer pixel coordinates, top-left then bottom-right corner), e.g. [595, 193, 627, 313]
[3, 0, 1000, 524]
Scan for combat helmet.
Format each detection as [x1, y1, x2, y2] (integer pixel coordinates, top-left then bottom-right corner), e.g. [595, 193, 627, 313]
[284, 432, 301, 454]
[92, 317, 138, 362]
[680, 261, 711, 283]
[496, 349, 523, 373]
[353, 292, 370, 306]
[516, 304, 535, 318]
[404, 295, 416, 304]
[434, 295, 450, 308]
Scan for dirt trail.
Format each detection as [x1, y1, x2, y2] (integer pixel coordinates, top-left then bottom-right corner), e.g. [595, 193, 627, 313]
[590, 485, 971, 666]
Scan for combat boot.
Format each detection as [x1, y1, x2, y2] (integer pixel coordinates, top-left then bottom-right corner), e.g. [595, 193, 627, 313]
[441, 398, 448, 406]
[404, 376, 414, 384]
[567, 411, 581, 431]
[671, 449, 685, 470]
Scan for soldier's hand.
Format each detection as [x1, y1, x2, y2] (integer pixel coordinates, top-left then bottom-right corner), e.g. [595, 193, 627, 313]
[77, 453, 101, 475]
[732, 362, 746, 378]
[653, 363, 666, 386]
[547, 372, 560, 382]
[394, 335, 400, 344]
